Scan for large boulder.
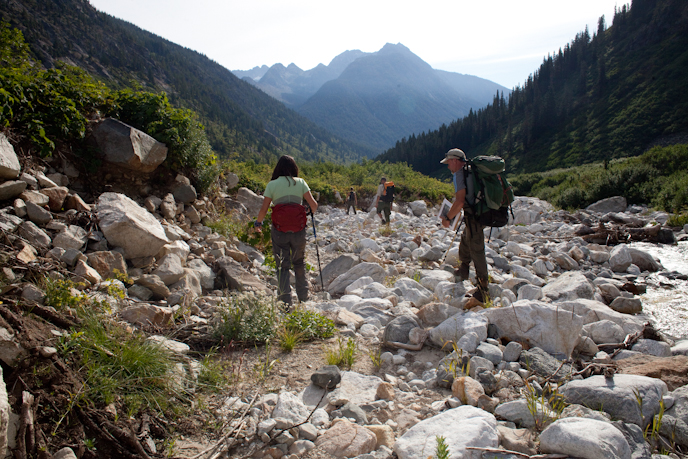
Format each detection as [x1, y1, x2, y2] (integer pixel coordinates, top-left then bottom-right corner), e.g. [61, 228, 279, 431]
[328, 263, 386, 295]
[90, 118, 167, 172]
[0, 134, 21, 179]
[394, 405, 498, 459]
[542, 271, 595, 302]
[586, 196, 627, 213]
[96, 192, 169, 259]
[559, 374, 667, 428]
[483, 300, 585, 358]
[236, 187, 264, 216]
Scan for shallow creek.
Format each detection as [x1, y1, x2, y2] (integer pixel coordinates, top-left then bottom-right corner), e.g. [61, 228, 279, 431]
[630, 240, 688, 340]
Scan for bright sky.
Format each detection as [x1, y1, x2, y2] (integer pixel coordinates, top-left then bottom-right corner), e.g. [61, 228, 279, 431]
[88, 0, 623, 89]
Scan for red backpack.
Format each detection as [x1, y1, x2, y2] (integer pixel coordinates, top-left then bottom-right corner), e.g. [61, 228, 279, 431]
[271, 203, 308, 233]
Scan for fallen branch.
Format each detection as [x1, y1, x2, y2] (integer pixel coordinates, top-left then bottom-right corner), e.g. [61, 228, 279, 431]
[466, 447, 570, 458]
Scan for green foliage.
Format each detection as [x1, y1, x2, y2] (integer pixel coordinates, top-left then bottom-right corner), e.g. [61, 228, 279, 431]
[523, 380, 567, 431]
[197, 349, 236, 391]
[283, 308, 336, 341]
[106, 89, 219, 191]
[277, 326, 303, 352]
[368, 346, 382, 371]
[43, 278, 88, 311]
[64, 317, 180, 410]
[508, 144, 688, 211]
[324, 336, 357, 369]
[212, 293, 279, 345]
[0, 22, 219, 190]
[667, 213, 688, 227]
[435, 436, 450, 459]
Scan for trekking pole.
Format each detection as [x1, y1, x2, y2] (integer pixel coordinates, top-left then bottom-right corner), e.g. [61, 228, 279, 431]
[308, 208, 324, 291]
[440, 213, 464, 265]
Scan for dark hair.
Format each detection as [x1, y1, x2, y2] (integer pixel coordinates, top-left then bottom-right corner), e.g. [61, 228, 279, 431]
[271, 155, 299, 183]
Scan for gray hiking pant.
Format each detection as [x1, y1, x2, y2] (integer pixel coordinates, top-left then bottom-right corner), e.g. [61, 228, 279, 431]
[272, 228, 309, 305]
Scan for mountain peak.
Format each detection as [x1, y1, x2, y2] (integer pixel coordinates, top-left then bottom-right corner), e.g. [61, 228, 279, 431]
[378, 43, 411, 54]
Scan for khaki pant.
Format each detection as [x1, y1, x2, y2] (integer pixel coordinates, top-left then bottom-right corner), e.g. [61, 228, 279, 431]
[377, 201, 391, 223]
[458, 215, 488, 284]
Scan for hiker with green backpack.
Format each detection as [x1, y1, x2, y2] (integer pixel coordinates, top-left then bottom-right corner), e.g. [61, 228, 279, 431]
[440, 148, 515, 304]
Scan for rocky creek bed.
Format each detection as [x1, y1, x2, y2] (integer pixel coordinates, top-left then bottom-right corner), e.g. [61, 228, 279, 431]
[1, 127, 688, 459]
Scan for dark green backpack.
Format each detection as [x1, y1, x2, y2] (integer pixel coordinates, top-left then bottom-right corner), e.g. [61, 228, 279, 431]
[464, 155, 515, 227]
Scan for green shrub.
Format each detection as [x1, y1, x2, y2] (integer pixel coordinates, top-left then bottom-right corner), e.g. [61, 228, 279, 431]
[212, 293, 279, 345]
[555, 186, 587, 210]
[667, 213, 688, 227]
[284, 308, 336, 341]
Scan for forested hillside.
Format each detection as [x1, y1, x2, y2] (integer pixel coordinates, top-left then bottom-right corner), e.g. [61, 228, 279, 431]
[377, 0, 688, 177]
[0, 0, 375, 163]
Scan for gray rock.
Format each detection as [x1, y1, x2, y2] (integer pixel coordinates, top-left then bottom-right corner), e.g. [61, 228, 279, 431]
[559, 374, 667, 428]
[97, 192, 169, 259]
[153, 254, 185, 286]
[428, 311, 488, 348]
[609, 296, 643, 314]
[542, 271, 594, 302]
[135, 274, 171, 300]
[0, 180, 28, 201]
[0, 133, 20, 179]
[383, 314, 421, 345]
[18, 221, 51, 249]
[519, 347, 574, 382]
[394, 406, 498, 459]
[631, 339, 672, 357]
[91, 118, 167, 172]
[173, 183, 197, 204]
[476, 342, 503, 365]
[328, 263, 386, 295]
[53, 225, 88, 251]
[310, 365, 341, 389]
[503, 341, 523, 362]
[484, 300, 585, 359]
[660, 385, 688, 450]
[25, 201, 52, 225]
[609, 245, 633, 273]
[540, 417, 632, 459]
[586, 196, 627, 213]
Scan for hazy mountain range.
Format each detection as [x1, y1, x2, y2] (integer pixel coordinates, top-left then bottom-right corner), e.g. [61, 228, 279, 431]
[234, 44, 508, 151]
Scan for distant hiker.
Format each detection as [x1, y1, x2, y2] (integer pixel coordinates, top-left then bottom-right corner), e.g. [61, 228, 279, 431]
[374, 177, 395, 225]
[440, 148, 489, 303]
[346, 187, 357, 215]
[254, 155, 318, 307]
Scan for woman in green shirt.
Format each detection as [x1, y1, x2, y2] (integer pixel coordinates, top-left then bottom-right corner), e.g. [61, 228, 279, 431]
[254, 155, 318, 307]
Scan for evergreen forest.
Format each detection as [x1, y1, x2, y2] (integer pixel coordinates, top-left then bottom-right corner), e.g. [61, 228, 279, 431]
[377, 0, 688, 178]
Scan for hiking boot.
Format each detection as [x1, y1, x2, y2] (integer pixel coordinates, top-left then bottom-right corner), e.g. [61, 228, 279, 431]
[472, 288, 486, 304]
[454, 263, 470, 281]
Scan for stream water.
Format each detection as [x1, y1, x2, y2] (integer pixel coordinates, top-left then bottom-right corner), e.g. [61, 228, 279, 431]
[630, 240, 688, 340]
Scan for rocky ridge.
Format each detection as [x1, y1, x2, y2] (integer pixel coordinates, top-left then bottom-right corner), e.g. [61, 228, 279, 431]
[1, 124, 688, 458]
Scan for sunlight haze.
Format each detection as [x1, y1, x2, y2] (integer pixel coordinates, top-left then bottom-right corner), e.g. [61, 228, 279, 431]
[87, 0, 622, 89]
